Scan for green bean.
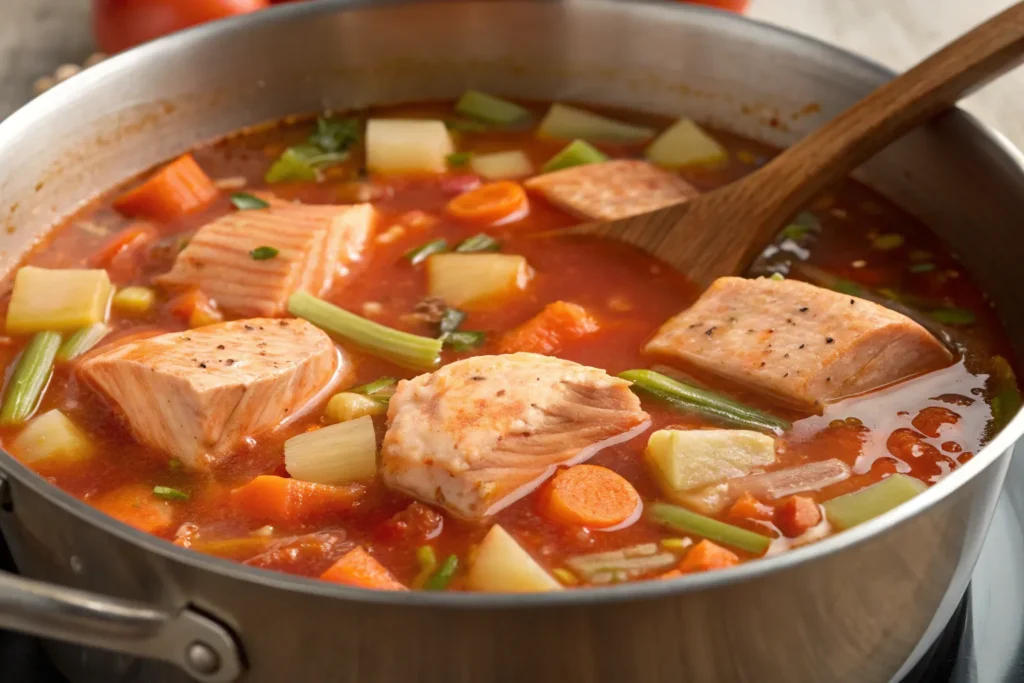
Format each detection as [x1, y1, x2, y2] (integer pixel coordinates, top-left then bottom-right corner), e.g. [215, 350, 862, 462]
[423, 554, 459, 591]
[0, 331, 61, 426]
[648, 503, 771, 555]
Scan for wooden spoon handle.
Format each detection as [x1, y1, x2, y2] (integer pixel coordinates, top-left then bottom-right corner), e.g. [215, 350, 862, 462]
[734, 0, 1024, 246]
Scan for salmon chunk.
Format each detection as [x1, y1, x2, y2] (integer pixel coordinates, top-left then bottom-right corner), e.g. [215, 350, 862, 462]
[381, 353, 649, 520]
[80, 318, 346, 471]
[645, 277, 953, 411]
[156, 198, 375, 317]
[524, 159, 698, 221]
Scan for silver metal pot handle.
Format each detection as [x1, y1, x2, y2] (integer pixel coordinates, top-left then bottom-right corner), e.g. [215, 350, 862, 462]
[0, 570, 244, 682]
[0, 476, 244, 682]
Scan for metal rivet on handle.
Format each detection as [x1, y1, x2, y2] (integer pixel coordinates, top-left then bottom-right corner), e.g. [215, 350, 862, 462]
[186, 641, 222, 676]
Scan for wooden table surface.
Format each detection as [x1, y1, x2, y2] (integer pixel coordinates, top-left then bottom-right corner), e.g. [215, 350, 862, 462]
[1, 0, 1022, 144]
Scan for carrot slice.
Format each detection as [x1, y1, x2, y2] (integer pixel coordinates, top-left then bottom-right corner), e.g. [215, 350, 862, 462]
[92, 484, 175, 535]
[679, 540, 739, 573]
[231, 475, 366, 525]
[167, 288, 223, 328]
[445, 180, 527, 224]
[541, 464, 640, 528]
[113, 153, 218, 222]
[497, 301, 600, 355]
[320, 546, 407, 591]
[727, 493, 774, 522]
[773, 495, 822, 538]
[89, 222, 158, 269]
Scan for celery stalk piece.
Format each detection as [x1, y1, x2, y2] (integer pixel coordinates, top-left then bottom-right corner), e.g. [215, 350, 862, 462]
[648, 502, 772, 555]
[537, 103, 654, 143]
[349, 377, 398, 397]
[645, 118, 729, 168]
[112, 286, 156, 315]
[423, 554, 459, 591]
[455, 90, 531, 125]
[56, 323, 110, 363]
[285, 415, 378, 485]
[619, 369, 790, 433]
[541, 140, 608, 173]
[288, 292, 441, 371]
[6, 267, 111, 334]
[11, 409, 94, 464]
[0, 331, 61, 426]
[823, 474, 927, 531]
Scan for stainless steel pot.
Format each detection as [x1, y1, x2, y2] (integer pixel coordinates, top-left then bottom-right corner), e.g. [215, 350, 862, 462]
[1, 1, 1023, 681]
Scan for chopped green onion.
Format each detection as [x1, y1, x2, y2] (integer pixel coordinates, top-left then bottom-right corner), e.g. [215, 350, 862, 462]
[0, 331, 61, 426]
[442, 331, 486, 351]
[659, 537, 693, 551]
[455, 90, 531, 125]
[908, 262, 936, 273]
[230, 192, 270, 210]
[446, 152, 473, 167]
[455, 233, 501, 253]
[265, 144, 349, 184]
[423, 554, 459, 591]
[168, 459, 183, 471]
[288, 292, 442, 371]
[56, 323, 109, 363]
[871, 233, 905, 251]
[648, 502, 772, 555]
[350, 377, 398, 397]
[405, 239, 448, 266]
[619, 369, 790, 433]
[306, 117, 360, 154]
[152, 486, 190, 502]
[439, 308, 466, 336]
[250, 246, 279, 261]
[781, 224, 810, 240]
[822, 474, 926, 530]
[412, 545, 439, 589]
[541, 139, 608, 173]
[929, 308, 975, 326]
[444, 119, 489, 133]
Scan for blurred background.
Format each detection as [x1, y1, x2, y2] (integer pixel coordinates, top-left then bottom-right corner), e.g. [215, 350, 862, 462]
[1, 0, 1022, 143]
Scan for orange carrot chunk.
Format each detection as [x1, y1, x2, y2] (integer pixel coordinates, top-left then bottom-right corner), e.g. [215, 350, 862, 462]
[231, 475, 366, 525]
[445, 180, 528, 224]
[679, 539, 739, 574]
[727, 492, 774, 522]
[320, 546, 407, 590]
[497, 301, 600, 355]
[92, 484, 176, 535]
[773, 495, 822, 538]
[89, 222, 158, 269]
[542, 464, 640, 528]
[658, 569, 684, 581]
[113, 153, 218, 222]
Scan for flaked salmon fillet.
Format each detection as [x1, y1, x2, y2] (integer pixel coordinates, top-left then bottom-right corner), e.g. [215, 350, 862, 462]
[524, 159, 698, 221]
[646, 277, 953, 411]
[156, 197, 375, 317]
[79, 318, 347, 471]
[381, 353, 649, 520]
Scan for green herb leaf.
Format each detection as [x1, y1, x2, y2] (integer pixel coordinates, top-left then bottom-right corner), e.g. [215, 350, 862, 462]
[250, 246, 279, 261]
[307, 117, 360, 154]
[265, 143, 350, 184]
[781, 224, 811, 240]
[405, 239, 448, 266]
[929, 308, 976, 326]
[153, 486, 189, 502]
[908, 262, 936, 274]
[423, 554, 459, 591]
[871, 233, 905, 251]
[446, 151, 473, 167]
[230, 192, 270, 211]
[439, 308, 467, 336]
[441, 330, 486, 351]
[455, 233, 501, 253]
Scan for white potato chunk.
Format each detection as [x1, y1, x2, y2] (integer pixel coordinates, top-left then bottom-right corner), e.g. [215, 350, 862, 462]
[470, 151, 534, 180]
[427, 253, 533, 309]
[645, 118, 728, 168]
[366, 119, 454, 174]
[12, 410, 94, 465]
[646, 428, 776, 494]
[466, 525, 562, 592]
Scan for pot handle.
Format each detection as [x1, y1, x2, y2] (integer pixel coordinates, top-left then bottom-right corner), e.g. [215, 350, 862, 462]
[0, 570, 244, 682]
[0, 479, 244, 682]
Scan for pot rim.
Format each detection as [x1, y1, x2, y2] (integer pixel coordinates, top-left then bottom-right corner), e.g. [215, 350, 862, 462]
[1, 0, 1022, 609]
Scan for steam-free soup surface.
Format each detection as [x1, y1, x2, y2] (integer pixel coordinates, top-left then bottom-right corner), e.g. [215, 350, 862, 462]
[0, 96, 1017, 592]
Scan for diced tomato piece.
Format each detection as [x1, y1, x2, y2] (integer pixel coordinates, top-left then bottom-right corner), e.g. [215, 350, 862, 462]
[497, 301, 600, 355]
[231, 475, 366, 525]
[320, 546, 407, 590]
[89, 222, 158, 270]
[773, 496, 822, 538]
[375, 502, 444, 543]
[679, 540, 739, 574]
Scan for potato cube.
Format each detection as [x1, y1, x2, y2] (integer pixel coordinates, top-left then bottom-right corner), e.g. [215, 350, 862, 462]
[427, 253, 533, 309]
[646, 428, 776, 494]
[466, 524, 562, 592]
[12, 409, 94, 465]
[366, 120, 454, 174]
[6, 267, 111, 334]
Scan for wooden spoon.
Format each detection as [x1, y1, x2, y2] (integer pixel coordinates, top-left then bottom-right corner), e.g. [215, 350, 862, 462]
[561, 1, 1024, 287]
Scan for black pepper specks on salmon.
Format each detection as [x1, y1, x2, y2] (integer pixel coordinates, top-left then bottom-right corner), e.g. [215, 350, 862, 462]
[216, 344, 225, 350]
[760, 362, 766, 367]
[705, 326, 717, 337]
[471, 376, 486, 381]
[825, 337, 835, 344]
[688, 322, 703, 329]
[850, 299, 855, 305]
[225, 359, 235, 366]
[199, 362, 207, 369]
[799, 307, 809, 313]
[799, 344, 805, 349]
[244, 325, 254, 331]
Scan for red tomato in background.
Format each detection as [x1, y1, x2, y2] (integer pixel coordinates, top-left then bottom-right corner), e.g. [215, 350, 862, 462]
[93, 0, 270, 54]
